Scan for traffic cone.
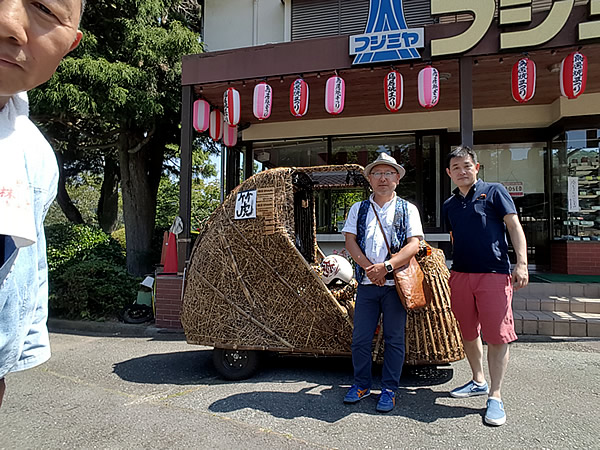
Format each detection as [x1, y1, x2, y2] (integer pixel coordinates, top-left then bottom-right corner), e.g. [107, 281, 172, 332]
[163, 232, 178, 273]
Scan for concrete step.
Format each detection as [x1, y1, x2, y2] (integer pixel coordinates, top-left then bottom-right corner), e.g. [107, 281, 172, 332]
[512, 282, 600, 337]
[513, 310, 600, 337]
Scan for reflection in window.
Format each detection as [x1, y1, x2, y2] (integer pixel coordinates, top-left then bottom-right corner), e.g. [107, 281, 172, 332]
[252, 133, 441, 233]
[462, 143, 548, 265]
[253, 138, 328, 169]
[552, 129, 600, 241]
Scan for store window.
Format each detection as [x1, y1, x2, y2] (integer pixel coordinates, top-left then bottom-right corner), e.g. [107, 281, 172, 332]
[253, 138, 327, 170]
[551, 129, 600, 241]
[468, 143, 548, 265]
[330, 133, 440, 231]
[253, 133, 441, 234]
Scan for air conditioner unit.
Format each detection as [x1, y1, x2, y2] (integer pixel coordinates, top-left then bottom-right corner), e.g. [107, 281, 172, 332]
[255, 151, 270, 162]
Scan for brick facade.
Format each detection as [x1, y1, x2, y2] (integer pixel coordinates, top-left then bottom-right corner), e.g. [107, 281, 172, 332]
[551, 242, 600, 275]
[155, 275, 184, 329]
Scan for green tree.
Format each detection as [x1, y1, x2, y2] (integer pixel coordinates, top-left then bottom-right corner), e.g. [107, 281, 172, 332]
[30, 0, 205, 276]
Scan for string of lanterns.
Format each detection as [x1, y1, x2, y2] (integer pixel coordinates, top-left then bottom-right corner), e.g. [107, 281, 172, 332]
[193, 50, 588, 147]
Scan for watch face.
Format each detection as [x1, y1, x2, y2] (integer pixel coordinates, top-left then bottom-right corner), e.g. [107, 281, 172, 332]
[385, 262, 393, 273]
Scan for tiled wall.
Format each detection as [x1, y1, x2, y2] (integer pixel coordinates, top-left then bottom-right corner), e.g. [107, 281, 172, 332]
[155, 275, 184, 329]
[551, 242, 600, 275]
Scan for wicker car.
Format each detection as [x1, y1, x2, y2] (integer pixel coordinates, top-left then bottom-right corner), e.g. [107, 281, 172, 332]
[181, 165, 464, 379]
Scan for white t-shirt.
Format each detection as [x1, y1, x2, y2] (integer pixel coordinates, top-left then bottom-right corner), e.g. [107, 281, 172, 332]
[342, 194, 424, 285]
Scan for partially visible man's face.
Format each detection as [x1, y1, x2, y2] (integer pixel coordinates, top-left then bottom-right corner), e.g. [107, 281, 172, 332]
[0, 0, 83, 107]
[446, 154, 480, 190]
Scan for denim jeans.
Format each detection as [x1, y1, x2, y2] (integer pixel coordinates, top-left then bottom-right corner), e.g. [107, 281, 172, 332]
[351, 284, 407, 391]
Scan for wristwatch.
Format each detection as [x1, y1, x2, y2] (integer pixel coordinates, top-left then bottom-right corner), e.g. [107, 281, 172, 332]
[384, 261, 394, 273]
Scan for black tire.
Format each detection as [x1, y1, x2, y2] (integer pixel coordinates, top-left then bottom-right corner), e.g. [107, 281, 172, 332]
[212, 348, 260, 380]
[122, 305, 154, 324]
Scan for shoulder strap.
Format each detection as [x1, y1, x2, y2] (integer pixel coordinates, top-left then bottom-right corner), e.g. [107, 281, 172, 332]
[371, 202, 393, 256]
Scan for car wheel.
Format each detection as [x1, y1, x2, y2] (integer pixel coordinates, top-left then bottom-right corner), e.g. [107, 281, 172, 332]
[212, 348, 260, 380]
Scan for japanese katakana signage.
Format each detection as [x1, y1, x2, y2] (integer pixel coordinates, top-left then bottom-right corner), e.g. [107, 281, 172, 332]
[431, 0, 600, 57]
[350, 0, 425, 64]
[349, 0, 600, 63]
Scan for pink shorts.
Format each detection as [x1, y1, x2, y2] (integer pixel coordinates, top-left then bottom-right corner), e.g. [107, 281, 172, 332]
[449, 271, 517, 345]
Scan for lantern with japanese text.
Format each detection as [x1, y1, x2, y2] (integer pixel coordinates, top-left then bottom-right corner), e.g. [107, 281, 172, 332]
[223, 124, 238, 147]
[418, 66, 440, 109]
[560, 51, 587, 99]
[384, 70, 403, 112]
[223, 87, 240, 126]
[511, 58, 536, 103]
[192, 99, 210, 132]
[253, 82, 272, 120]
[209, 109, 223, 141]
[290, 78, 309, 117]
[325, 75, 345, 115]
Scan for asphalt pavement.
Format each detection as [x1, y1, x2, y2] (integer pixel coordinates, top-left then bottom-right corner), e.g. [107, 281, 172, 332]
[0, 320, 599, 449]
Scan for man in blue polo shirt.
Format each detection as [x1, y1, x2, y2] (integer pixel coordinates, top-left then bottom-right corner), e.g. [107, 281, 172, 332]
[443, 146, 528, 426]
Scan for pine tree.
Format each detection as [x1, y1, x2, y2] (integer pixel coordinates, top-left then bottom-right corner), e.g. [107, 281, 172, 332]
[31, 0, 204, 276]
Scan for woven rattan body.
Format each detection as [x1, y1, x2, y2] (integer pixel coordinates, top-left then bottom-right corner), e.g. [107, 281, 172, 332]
[181, 165, 464, 364]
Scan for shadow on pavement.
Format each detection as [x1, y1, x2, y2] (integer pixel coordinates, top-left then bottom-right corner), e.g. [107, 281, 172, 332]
[208, 385, 482, 424]
[113, 349, 456, 389]
[113, 350, 215, 385]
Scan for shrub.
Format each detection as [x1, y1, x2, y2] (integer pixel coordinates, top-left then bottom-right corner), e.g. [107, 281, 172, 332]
[46, 223, 138, 320]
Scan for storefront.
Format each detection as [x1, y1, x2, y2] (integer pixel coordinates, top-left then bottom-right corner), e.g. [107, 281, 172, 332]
[178, 1, 600, 274]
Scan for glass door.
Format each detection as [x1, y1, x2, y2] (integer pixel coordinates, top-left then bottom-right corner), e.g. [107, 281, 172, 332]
[471, 143, 549, 266]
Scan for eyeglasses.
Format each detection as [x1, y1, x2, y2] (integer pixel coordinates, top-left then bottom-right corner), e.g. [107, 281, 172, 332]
[370, 171, 398, 179]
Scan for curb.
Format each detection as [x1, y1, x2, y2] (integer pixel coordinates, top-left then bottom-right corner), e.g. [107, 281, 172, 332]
[48, 318, 184, 338]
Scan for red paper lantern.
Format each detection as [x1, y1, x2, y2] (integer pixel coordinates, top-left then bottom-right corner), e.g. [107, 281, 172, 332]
[560, 51, 587, 99]
[325, 75, 345, 115]
[223, 124, 238, 147]
[418, 66, 440, 109]
[290, 78, 309, 117]
[209, 109, 223, 141]
[384, 70, 403, 112]
[512, 58, 536, 103]
[192, 99, 210, 132]
[223, 87, 240, 125]
[253, 82, 272, 120]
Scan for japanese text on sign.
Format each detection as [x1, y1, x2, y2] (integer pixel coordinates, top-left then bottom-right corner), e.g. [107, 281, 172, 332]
[235, 190, 257, 220]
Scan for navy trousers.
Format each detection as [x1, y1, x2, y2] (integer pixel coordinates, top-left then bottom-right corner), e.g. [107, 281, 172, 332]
[351, 284, 407, 391]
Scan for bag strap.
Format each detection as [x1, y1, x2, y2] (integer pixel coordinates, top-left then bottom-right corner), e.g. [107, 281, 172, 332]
[371, 202, 393, 257]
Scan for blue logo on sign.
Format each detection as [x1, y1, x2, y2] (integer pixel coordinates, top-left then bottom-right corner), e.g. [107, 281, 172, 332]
[350, 0, 424, 64]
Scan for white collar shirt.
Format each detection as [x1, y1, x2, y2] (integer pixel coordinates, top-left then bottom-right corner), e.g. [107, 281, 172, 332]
[342, 193, 424, 285]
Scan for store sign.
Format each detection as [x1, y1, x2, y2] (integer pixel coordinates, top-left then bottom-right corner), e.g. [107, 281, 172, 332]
[350, 0, 424, 64]
[568, 177, 581, 212]
[501, 181, 524, 197]
[235, 190, 257, 220]
[430, 0, 600, 57]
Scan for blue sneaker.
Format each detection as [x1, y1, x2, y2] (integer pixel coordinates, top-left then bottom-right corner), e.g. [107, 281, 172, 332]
[376, 389, 395, 413]
[485, 398, 506, 426]
[450, 380, 489, 398]
[343, 385, 371, 404]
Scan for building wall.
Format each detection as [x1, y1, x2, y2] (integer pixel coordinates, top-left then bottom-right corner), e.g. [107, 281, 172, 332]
[551, 242, 600, 275]
[155, 276, 184, 329]
[204, 0, 287, 52]
[242, 93, 600, 141]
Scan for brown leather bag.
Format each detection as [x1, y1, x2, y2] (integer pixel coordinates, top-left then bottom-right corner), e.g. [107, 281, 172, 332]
[371, 204, 429, 310]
